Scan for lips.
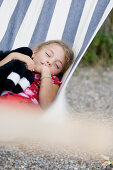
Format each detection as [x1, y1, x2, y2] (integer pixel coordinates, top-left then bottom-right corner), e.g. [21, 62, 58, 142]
[40, 62, 44, 65]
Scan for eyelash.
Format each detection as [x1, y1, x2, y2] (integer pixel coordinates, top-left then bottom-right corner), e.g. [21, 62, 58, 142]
[45, 52, 50, 57]
[56, 64, 59, 69]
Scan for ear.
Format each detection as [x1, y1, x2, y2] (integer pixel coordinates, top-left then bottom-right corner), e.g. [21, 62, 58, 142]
[32, 49, 38, 59]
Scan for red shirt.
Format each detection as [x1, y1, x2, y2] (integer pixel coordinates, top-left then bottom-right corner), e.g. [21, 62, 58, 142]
[1, 72, 62, 105]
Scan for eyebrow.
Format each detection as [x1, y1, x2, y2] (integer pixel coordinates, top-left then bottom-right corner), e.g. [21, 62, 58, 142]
[48, 48, 54, 55]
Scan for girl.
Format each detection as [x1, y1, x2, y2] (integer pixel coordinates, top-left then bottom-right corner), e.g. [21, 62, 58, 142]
[0, 40, 74, 109]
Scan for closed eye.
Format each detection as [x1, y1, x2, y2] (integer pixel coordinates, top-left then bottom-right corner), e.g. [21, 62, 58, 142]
[55, 61, 62, 70]
[55, 64, 59, 69]
[45, 52, 50, 57]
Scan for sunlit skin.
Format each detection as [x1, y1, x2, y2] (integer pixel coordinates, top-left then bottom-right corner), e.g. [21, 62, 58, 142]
[32, 43, 66, 108]
[32, 43, 66, 75]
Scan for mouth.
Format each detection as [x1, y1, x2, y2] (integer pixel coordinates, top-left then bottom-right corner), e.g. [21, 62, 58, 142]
[40, 62, 44, 65]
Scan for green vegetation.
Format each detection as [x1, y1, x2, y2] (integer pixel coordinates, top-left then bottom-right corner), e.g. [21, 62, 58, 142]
[82, 10, 113, 67]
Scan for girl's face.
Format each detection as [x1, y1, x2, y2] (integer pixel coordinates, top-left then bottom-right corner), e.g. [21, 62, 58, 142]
[32, 43, 66, 75]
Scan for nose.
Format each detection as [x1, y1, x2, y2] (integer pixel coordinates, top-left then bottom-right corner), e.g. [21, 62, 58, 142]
[46, 60, 51, 66]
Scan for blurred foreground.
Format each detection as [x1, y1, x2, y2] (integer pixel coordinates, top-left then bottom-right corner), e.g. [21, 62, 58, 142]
[0, 103, 113, 155]
[0, 66, 113, 169]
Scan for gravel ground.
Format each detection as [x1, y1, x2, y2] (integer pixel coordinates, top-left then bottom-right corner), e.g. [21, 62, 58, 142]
[0, 66, 113, 170]
[66, 66, 113, 118]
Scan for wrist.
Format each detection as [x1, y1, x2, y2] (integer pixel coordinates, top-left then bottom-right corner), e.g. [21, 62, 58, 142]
[9, 52, 18, 60]
[41, 75, 52, 80]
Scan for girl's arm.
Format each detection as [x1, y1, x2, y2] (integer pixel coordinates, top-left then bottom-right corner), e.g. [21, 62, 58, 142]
[0, 52, 35, 71]
[38, 65, 59, 108]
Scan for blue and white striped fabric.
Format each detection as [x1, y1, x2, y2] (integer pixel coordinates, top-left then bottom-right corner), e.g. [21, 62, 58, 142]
[0, 0, 113, 104]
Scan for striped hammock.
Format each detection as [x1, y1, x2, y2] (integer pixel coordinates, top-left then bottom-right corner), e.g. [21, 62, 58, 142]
[0, 0, 113, 111]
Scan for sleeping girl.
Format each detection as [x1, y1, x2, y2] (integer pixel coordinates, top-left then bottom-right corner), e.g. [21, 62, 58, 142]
[0, 40, 74, 109]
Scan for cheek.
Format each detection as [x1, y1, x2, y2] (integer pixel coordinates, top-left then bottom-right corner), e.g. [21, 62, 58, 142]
[33, 56, 40, 64]
[50, 66, 61, 75]
[49, 66, 56, 74]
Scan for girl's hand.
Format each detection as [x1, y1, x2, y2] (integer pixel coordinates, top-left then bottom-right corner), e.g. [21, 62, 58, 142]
[38, 63, 59, 108]
[10, 52, 35, 71]
[34, 64, 42, 73]
[2, 52, 35, 71]
[34, 63, 51, 75]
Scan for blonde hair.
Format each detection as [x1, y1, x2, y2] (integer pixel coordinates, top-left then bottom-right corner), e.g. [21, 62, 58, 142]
[34, 40, 74, 73]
